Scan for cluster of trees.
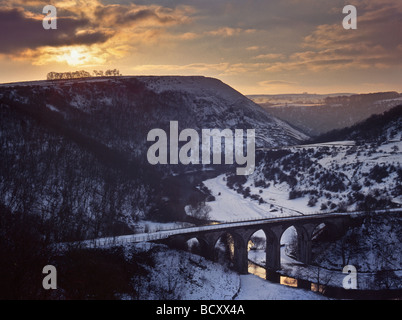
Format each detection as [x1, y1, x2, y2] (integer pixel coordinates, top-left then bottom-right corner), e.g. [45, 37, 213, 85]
[92, 69, 122, 77]
[0, 88, 151, 242]
[312, 214, 401, 290]
[224, 174, 266, 204]
[47, 69, 122, 80]
[1, 78, 209, 232]
[186, 201, 211, 221]
[47, 70, 91, 80]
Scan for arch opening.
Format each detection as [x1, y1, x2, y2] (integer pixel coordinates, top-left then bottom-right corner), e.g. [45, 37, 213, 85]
[214, 232, 235, 268]
[280, 226, 299, 264]
[183, 236, 211, 259]
[186, 237, 201, 255]
[247, 229, 267, 279]
[279, 226, 300, 287]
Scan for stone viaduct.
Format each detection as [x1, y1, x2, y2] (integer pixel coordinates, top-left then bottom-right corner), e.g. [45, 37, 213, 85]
[79, 209, 400, 285]
[157, 212, 355, 281]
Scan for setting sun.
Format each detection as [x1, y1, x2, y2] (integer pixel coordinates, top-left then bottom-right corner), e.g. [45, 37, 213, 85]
[64, 48, 82, 66]
[56, 47, 90, 66]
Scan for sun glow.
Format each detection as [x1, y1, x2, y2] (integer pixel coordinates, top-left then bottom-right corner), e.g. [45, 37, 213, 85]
[23, 45, 110, 67]
[57, 47, 90, 66]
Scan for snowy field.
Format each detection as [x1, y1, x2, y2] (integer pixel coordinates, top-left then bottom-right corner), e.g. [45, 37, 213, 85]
[203, 174, 313, 222]
[203, 137, 402, 222]
[235, 274, 327, 300]
[129, 243, 326, 300]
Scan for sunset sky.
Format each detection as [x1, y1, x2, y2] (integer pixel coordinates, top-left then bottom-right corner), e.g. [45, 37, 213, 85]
[0, 0, 401, 94]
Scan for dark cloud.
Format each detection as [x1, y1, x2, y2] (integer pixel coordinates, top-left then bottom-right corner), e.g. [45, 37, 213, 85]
[93, 4, 188, 27]
[0, 7, 112, 54]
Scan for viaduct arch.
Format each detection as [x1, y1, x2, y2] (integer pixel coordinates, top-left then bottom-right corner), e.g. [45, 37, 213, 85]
[159, 214, 348, 280]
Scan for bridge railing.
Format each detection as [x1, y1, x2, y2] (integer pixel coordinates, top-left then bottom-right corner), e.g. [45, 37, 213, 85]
[61, 208, 401, 249]
[76, 212, 328, 248]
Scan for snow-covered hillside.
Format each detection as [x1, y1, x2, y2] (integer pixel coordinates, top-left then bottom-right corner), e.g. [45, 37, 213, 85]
[1, 76, 308, 150]
[202, 107, 402, 219]
[196, 106, 401, 292]
[123, 243, 327, 300]
[0, 76, 309, 242]
[202, 139, 401, 221]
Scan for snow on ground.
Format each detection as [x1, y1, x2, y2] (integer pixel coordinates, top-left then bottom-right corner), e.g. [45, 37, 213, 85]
[0, 77, 115, 87]
[45, 104, 60, 113]
[128, 243, 241, 300]
[140, 76, 244, 102]
[133, 220, 194, 234]
[249, 181, 316, 215]
[316, 140, 402, 168]
[203, 137, 402, 222]
[235, 274, 327, 300]
[203, 174, 311, 222]
[131, 243, 326, 300]
[203, 175, 275, 221]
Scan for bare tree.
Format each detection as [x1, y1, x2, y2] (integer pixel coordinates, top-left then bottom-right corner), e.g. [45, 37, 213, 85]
[187, 201, 211, 220]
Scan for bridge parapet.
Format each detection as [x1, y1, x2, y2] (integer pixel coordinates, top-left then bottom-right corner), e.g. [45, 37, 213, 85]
[67, 210, 401, 278]
[156, 211, 400, 275]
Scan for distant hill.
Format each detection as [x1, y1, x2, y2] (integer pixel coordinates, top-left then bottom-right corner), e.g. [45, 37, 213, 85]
[311, 104, 402, 144]
[247, 93, 354, 106]
[249, 92, 402, 136]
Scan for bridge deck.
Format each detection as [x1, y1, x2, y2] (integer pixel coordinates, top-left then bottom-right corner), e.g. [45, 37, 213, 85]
[66, 209, 401, 249]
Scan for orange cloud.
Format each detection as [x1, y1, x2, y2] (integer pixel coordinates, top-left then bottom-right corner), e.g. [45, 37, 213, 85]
[0, 0, 196, 66]
[131, 62, 271, 77]
[253, 53, 285, 61]
[93, 3, 193, 28]
[205, 27, 256, 37]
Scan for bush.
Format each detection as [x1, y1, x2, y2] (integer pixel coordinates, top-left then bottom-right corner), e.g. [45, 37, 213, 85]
[369, 165, 389, 183]
[308, 196, 318, 207]
[206, 195, 216, 202]
[351, 183, 361, 191]
[243, 187, 251, 198]
[289, 190, 302, 200]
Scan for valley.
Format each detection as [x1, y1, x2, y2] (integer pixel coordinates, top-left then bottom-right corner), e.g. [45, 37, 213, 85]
[0, 76, 400, 300]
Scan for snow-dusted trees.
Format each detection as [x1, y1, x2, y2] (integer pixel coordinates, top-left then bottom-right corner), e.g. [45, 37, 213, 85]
[47, 70, 91, 80]
[312, 213, 401, 289]
[47, 69, 122, 80]
[93, 70, 103, 77]
[186, 201, 211, 221]
[93, 69, 122, 77]
[104, 69, 121, 76]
